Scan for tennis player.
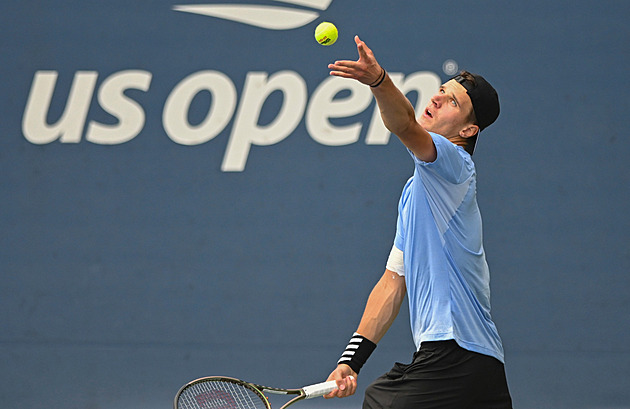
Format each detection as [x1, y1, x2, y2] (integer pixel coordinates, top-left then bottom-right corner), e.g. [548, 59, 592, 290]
[324, 36, 513, 408]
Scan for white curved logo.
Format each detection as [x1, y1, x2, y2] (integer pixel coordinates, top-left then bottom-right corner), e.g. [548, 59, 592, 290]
[173, 0, 333, 30]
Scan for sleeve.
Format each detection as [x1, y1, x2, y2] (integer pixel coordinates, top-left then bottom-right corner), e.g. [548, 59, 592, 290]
[386, 243, 405, 276]
[409, 133, 474, 185]
[393, 177, 413, 253]
[407, 133, 476, 237]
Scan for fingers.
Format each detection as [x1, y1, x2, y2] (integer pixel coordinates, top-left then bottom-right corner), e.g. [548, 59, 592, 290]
[328, 60, 357, 71]
[324, 375, 357, 399]
[327, 34, 380, 85]
[355, 36, 369, 60]
[328, 61, 360, 80]
[355, 35, 375, 62]
[328, 34, 370, 72]
[337, 375, 357, 398]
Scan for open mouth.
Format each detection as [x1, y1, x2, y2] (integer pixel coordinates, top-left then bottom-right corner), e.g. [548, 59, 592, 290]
[425, 108, 433, 118]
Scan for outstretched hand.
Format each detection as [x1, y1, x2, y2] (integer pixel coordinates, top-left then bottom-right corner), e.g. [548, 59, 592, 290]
[328, 35, 383, 85]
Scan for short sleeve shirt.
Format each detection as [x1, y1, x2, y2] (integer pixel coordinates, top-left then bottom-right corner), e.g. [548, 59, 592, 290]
[394, 132, 504, 362]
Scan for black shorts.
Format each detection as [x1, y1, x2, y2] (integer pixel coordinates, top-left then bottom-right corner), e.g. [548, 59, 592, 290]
[363, 340, 512, 409]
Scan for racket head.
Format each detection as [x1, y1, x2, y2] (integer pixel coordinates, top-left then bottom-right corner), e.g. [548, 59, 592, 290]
[175, 376, 271, 409]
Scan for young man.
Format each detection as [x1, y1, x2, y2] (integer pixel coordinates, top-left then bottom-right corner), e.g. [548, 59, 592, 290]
[324, 36, 513, 408]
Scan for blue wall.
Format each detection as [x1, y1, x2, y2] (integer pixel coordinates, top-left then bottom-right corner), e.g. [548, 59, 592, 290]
[2, 1, 629, 408]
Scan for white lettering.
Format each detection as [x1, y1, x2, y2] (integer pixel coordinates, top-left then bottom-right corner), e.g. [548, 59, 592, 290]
[163, 71, 237, 145]
[306, 76, 372, 146]
[21, 68, 442, 172]
[22, 71, 98, 144]
[222, 71, 307, 172]
[86, 70, 152, 145]
[365, 72, 441, 145]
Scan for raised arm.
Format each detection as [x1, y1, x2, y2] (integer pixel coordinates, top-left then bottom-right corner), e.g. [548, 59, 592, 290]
[328, 35, 437, 162]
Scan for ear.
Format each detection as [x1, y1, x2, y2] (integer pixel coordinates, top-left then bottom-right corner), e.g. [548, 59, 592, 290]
[459, 124, 479, 139]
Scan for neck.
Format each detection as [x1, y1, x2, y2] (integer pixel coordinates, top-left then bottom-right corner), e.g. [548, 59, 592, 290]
[446, 134, 468, 147]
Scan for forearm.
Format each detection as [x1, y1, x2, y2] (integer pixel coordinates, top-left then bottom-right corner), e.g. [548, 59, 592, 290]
[328, 35, 420, 144]
[371, 73, 417, 137]
[371, 73, 434, 160]
[356, 269, 407, 343]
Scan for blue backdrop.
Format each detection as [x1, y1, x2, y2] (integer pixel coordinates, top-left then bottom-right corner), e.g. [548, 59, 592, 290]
[2, 1, 629, 408]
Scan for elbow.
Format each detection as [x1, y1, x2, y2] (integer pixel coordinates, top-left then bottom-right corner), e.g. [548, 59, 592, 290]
[382, 112, 417, 137]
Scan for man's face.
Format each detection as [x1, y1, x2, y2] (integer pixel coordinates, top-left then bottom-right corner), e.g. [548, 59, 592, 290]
[418, 80, 475, 138]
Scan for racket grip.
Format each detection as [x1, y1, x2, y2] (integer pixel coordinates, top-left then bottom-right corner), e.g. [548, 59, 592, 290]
[303, 380, 338, 399]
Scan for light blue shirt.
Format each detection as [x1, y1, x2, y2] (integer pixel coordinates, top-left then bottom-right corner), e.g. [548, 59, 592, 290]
[394, 132, 504, 363]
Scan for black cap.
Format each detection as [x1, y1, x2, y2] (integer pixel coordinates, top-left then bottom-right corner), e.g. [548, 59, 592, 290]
[452, 73, 500, 131]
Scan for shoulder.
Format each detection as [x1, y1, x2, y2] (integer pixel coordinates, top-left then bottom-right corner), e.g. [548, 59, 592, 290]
[412, 133, 475, 184]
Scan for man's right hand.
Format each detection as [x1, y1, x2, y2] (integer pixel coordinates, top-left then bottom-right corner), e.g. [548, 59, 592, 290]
[324, 364, 358, 399]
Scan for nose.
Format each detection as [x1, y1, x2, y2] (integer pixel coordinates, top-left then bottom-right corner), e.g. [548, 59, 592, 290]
[430, 93, 442, 107]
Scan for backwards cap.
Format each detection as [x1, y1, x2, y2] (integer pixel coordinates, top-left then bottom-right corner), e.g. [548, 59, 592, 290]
[452, 73, 500, 131]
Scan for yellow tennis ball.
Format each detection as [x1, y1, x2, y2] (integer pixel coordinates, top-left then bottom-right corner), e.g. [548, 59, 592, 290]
[315, 22, 338, 46]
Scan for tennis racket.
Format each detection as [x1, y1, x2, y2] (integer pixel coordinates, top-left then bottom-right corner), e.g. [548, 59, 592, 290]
[174, 376, 338, 409]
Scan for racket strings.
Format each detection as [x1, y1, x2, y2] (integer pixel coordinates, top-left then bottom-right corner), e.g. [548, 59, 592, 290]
[179, 380, 268, 409]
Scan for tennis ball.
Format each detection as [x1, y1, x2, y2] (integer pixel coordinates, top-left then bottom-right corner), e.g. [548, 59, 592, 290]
[315, 22, 338, 46]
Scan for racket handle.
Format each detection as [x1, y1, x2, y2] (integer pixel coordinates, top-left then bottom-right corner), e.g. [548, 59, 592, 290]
[303, 380, 338, 399]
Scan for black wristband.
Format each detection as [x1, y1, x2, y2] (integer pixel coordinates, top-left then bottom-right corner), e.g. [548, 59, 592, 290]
[337, 332, 377, 374]
[369, 68, 386, 88]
